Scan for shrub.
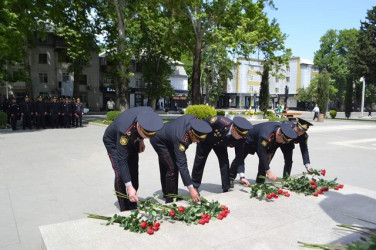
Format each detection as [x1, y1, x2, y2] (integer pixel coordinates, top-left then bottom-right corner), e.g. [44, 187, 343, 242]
[266, 110, 274, 116]
[254, 111, 264, 115]
[0, 111, 7, 128]
[329, 110, 337, 119]
[184, 105, 217, 119]
[106, 111, 122, 121]
[247, 110, 254, 115]
[216, 110, 225, 116]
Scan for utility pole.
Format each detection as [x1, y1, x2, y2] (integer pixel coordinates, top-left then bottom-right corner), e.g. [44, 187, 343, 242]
[360, 77, 365, 117]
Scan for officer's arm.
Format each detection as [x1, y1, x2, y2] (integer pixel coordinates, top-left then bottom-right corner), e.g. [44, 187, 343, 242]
[234, 143, 246, 177]
[299, 135, 311, 171]
[116, 133, 132, 185]
[173, 142, 193, 187]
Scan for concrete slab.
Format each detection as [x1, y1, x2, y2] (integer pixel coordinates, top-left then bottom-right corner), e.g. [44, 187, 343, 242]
[39, 184, 376, 250]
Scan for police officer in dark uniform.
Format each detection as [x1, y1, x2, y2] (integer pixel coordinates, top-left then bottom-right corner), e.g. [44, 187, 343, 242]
[20, 95, 33, 129]
[191, 116, 252, 192]
[9, 97, 20, 130]
[62, 97, 71, 128]
[50, 97, 60, 128]
[35, 96, 46, 129]
[279, 118, 313, 177]
[103, 106, 163, 211]
[150, 115, 212, 203]
[229, 122, 297, 184]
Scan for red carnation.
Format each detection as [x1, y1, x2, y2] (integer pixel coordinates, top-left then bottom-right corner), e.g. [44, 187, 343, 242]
[321, 169, 326, 176]
[147, 228, 154, 235]
[140, 221, 147, 229]
[313, 193, 318, 197]
[169, 210, 176, 217]
[267, 194, 272, 200]
[278, 189, 283, 195]
[323, 187, 329, 191]
[339, 184, 344, 189]
[218, 215, 223, 220]
[153, 222, 160, 228]
[198, 219, 206, 225]
[153, 226, 159, 231]
[178, 206, 185, 213]
[334, 186, 339, 190]
[285, 193, 290, 197]
[310, 180, 316, 185]
[311, 184, 317, 189]
[318, 189, 323, 194]
[271, 192, 277, 198]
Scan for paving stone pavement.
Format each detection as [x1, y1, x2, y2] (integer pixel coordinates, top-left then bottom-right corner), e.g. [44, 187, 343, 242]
[1, 116, 376, 249]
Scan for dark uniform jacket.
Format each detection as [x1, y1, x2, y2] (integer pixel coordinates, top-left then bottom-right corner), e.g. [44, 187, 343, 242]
[202, 116, 243, 147]
[9, 102, 20, 116]
[280, 121, 310, 165]
[20, 101, 32, 115]
[234, 122, 283, 174]
[150, 115, 197, 187]
[35, 100, 45, 115]
[103, 106, 152, 184]
[50, 101, 60, 115]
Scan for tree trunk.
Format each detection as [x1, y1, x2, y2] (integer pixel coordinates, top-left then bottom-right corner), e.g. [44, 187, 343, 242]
[73, 67, 80, 98]
[191, 40, 202, 104]
[113, 0, 129, 111]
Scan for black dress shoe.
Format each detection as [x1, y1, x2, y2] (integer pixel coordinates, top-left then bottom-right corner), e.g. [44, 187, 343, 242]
[223, 189, 229, 193]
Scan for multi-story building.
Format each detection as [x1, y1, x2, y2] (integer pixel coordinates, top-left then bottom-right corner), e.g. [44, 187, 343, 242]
[221, 57, 319, 109]
[1, 32, 100, 111]
[99, 52, 189, 110]
[1, 33, 189, 111]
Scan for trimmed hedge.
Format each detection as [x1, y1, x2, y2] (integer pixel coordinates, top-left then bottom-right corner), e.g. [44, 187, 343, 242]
[0, 111, 7, 128]
[329, 110, 337, 119]
[184, 105, 217, 119]
[216, 110, 225, 116]
[106, 111, 122, 121]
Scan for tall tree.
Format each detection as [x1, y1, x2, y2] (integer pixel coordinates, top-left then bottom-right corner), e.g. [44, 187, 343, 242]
[47, 0, 100, 97]
[259, 65, 270, 113]
[161, 0, 287, 104]
[314, 29, 358, 100]
[315, 69, 331, 116]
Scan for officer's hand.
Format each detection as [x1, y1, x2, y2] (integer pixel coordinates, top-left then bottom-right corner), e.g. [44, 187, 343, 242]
[188, 187, 200, 203]
[306, 167, 313, 174]
[240, 178, 250, 186]
[266, 170, 277, 181]
[126, 186, 139, 202]
[139, 140, 145, 153]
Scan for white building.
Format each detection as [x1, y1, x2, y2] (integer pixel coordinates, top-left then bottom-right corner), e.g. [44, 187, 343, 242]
[223, 57, 319, 109]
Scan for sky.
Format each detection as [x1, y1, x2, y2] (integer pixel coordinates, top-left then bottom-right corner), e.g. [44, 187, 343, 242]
[265, 0, 375, 62]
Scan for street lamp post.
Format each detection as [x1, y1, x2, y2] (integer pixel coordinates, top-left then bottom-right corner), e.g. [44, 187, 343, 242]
[360, 77, 366, 117]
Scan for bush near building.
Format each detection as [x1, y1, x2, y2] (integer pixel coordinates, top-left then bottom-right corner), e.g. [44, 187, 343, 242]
[184, 105, 217, 119]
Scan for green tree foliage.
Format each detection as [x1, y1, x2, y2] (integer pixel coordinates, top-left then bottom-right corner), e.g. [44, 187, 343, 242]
[47, 0, 100, 97]
[356, 6, 376, 87]
[314, 29, 358, 100]
[315, 69, 330, 115]
[0, 0, 48, 95]
[161, 0, 289, 104]
[136, 3, 177, 109]
[259, 65, 270, 114]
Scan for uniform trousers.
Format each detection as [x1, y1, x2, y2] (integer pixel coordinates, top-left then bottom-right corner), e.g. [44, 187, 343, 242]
[22, 114, 32, 129]
[105, 143, 139, 211]
[150, 137, 180, 203]
[191, 143, 230, 191]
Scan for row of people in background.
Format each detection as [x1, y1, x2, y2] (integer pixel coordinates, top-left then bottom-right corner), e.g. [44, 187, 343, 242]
[103, 107, 313, 211]
[3, 95, 84, 131]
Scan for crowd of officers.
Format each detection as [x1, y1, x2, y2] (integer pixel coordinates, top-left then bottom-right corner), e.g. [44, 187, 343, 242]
[103, 107, 314, 211]
[2, 95, 84, 131]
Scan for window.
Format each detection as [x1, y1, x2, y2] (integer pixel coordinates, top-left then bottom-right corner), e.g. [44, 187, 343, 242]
[248, 86, 253, 92]
[286, 77, 290, 83]
[39, 53, 48, 64]
[275, 77, 279, 83]
[79, 75, 87, 85]
[39, 73, 48, 84]
[62, 73, 70, 82]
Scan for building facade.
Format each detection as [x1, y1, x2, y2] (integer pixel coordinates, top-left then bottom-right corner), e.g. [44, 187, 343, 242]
[221, 57, 319, 109]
